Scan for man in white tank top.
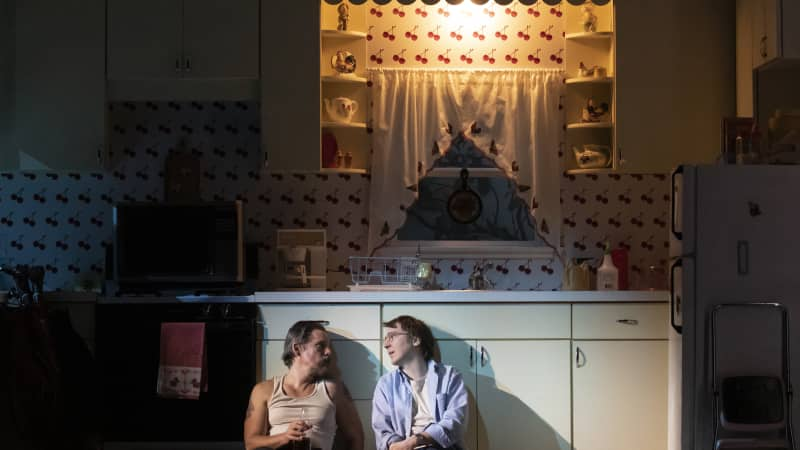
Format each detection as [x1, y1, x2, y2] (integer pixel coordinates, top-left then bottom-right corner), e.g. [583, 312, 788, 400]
[244, 321, 364, 450]
[372, 315, 468, 450]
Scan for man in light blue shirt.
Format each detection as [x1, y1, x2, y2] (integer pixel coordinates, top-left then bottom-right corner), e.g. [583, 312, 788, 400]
[372, 315, 468, 450]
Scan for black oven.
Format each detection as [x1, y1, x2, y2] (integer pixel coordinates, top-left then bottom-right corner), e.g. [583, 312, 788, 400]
[96, 301, 257, 445]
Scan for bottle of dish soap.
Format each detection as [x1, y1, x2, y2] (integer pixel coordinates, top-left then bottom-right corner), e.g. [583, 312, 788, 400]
[596, 242, 619, 291]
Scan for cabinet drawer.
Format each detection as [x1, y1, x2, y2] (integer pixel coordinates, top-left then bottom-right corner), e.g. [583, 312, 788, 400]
[573, 303, 668, 339]
[382, 304, 570, 339]
[258, 305, 380, 340]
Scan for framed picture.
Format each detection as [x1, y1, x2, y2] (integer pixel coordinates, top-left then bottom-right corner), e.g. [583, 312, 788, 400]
[721, 117, 754, 164]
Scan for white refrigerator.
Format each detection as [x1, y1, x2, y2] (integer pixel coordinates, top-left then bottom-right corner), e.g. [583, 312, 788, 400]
[669, 164, 800, 450]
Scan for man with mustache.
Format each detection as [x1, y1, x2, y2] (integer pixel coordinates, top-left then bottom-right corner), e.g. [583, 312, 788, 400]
[244, 321, 364, 450]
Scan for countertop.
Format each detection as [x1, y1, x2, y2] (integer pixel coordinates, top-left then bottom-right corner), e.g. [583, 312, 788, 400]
[31, 290, 669, 304]
[252, 289, 668, 303]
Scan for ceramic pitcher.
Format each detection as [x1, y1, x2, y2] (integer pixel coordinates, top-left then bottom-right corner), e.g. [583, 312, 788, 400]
[324, 97, 359, 123]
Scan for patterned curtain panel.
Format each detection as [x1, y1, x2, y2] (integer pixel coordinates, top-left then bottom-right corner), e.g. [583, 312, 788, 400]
[367, 68, 563, 253]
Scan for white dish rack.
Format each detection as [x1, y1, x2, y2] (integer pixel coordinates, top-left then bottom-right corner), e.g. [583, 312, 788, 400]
[348, 256, 421, 291]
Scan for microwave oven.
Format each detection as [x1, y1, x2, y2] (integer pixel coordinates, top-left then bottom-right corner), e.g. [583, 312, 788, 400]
[113, 201, 244, 291]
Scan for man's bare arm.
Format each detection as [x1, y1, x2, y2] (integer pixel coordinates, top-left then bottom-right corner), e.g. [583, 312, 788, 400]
[331, 380, 365, 450]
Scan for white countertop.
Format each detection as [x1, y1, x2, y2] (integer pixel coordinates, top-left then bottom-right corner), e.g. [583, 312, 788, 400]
[253, 290, 669, 303]
[43, 290, 669, 304]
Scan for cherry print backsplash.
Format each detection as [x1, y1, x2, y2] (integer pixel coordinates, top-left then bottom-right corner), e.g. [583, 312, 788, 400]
[365, 2, 565, 69]
[0, 101, 667, 291]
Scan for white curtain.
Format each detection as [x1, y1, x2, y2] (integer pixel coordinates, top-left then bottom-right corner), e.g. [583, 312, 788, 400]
[367, 68, 564, 254]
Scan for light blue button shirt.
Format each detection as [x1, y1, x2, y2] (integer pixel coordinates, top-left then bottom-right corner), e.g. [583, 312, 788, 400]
[372, 359, 468, 450]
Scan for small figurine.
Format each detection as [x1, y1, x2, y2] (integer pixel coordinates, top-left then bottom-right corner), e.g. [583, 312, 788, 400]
[581, 4, 598, 33]
[581, 98, 610, 123]
[579, 62, 607, 78]
[337, 3, 350, 31]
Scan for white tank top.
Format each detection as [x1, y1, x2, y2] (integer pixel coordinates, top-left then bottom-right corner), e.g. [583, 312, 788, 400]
[268, 376, 337, 450]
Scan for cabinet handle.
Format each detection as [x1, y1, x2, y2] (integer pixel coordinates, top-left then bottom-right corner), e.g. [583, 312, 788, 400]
[480, 346, 487, 367]
[184, 56, 192, 72]
[616, 319, 639, 325]
[175, 57, 181, 73]
[575, 346, 586, 368]
[760, 36, 768, 59]
[96, 146, 103, 165]
[469, 347, 474, 367]
[617, 147, 625, 166]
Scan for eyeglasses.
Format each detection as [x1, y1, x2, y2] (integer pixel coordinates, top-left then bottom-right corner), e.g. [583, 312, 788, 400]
[383, 332, 409, 343]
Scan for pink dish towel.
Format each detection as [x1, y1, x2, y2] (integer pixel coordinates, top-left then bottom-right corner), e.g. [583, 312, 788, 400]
[156, 322, 207, 400]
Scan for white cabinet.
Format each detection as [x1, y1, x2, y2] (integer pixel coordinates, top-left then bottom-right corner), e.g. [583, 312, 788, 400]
[572, 341, 668, 450]
[257, 304, 381, 449]
[383, 304, 572, 450]
[750, 0, 800, 69]
[107, 0, 258, 98]
[262, 1, 370, 173]
[614, 0, 732, 173]
[261, 0, 320, 172]
[4, 0, 105, 170]
[477, 340, 571, 450]
[572, 303, 668, 450]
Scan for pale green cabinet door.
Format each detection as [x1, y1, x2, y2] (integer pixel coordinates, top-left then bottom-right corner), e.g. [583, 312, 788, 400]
[262, 339, 381, 401]
[183, 0, 259, 79]
[107, 0, 182, 80]
[438, 340, 478, 450]
[11, 0, 105, 170]
[573, 340, 668, 450]
[476, 340, 571, 450]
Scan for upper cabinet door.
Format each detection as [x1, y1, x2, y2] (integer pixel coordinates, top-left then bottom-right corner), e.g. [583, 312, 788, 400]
[12, 0, 106, 170]
[182, 0, 259, 79]
[107, 0, 182, 79]
[614, 0, 680, 173]
[261, 0, 321, 172]
[615, 0, 733, 173]
[751, 0, 780, 68]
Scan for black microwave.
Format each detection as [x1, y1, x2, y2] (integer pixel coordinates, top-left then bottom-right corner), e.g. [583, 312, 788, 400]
[113, 201, 244, 290]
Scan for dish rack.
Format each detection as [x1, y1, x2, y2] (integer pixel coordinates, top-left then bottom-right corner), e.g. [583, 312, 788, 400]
[348, 256, 420, 290]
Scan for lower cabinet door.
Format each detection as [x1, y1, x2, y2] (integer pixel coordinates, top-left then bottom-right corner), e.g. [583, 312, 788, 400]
[438, 340, 478, 450]
[353, 399, 376, 450]
[476, 340, 571, 450]
[572, 340, 668, 450]
[262, 339, 381, 401]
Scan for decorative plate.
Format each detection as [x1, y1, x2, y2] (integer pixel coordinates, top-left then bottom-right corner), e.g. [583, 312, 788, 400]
[331, 50, 357, 75]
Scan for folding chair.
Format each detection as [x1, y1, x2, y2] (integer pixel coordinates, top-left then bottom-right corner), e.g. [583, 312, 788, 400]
[712, 303, 795, 450]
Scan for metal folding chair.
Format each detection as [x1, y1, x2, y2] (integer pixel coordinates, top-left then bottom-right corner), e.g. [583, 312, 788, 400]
[712, 303, 795, 450]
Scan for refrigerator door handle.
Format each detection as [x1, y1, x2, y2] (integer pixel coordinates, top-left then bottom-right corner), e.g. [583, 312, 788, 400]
[670, 258, 683, 334]
[671, 165, 684, 240]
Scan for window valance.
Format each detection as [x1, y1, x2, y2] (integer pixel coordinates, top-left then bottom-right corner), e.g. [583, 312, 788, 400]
[324, 0, 610, 6]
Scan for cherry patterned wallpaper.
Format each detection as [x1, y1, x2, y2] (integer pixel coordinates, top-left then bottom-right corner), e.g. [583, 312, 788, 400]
[0, 101, 669, 292]
[362, 2, 570, 69]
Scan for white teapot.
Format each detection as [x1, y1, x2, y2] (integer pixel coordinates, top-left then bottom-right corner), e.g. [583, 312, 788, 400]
[324, 97, 359, 123]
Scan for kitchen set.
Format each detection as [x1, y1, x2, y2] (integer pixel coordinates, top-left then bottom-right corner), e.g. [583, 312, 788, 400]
[1, 0, 800, 450]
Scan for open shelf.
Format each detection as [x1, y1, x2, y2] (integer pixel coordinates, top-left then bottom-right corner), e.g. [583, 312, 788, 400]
[565, 31, 614, 41]
[321, 29, 367, 39]
[320, 167, 368, 175]
[322, 121, 367, 129]
[565, 167, 616, 175]
[567, 122, 613, 129]
[321, 75, 368, 84]
[565, 76, 613, 85]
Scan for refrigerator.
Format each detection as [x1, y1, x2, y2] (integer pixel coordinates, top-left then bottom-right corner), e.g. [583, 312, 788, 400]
[669, 164, 800, 450]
